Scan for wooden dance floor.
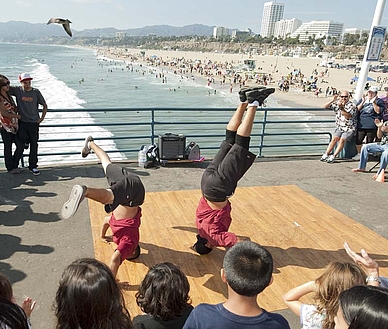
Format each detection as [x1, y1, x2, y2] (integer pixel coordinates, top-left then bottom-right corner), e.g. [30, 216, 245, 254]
[88, 185, 388, 316]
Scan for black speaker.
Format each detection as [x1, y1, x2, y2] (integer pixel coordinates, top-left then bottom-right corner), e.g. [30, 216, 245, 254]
[158, 134, 186, 160]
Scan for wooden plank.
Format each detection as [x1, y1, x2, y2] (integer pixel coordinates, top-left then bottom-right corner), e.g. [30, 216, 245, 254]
[88, 185, 388, 316]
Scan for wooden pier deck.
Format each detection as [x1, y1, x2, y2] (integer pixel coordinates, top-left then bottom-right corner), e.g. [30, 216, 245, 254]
[88, 185, 388, 316]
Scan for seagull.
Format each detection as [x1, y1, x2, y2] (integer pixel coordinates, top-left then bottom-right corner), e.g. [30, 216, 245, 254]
[47, 18, 73, 37]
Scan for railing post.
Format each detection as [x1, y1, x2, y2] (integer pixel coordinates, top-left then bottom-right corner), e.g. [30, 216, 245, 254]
[151, 108, 155, 145]
[258, 108, 268, 157]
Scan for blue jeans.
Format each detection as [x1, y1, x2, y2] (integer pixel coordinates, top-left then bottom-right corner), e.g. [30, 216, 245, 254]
[359, 142, 388, 175]
[382, 276, 388, 288]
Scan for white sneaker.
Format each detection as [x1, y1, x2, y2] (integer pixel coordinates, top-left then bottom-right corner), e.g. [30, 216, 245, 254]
[326, 155, 335, 163]
[320, 154, 329, 162]
[61, 185, 87, 219]
[352, 154, 361, 161]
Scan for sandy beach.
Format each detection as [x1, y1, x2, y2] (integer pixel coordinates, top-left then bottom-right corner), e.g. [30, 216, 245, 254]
[98, 47, 388, 108]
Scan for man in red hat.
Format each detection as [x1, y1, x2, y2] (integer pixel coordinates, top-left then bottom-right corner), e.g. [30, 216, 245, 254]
[9, 73, 47, 175]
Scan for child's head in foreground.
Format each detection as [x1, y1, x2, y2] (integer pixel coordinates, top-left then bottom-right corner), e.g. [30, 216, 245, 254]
[55, 258, 133, 329]
[223, 241, 273, 297]
[136, 262, 191, 321]
[0, 273, 13, 302]
[336, 285, 388, 329]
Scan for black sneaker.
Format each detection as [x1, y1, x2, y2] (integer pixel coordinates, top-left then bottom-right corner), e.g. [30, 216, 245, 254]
[238, 86, 266, 102]
[246, 87, 275, 105]
[29, 168, 40, 176]
[81, 136, 94, 158]
[24, 143, 29, 150]
[193, 234, 213, 255]
[126, 245, 141, 260]
[238, 87, 251, 102]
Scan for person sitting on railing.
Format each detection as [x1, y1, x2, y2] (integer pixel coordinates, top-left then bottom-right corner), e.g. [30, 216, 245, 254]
[61, 136, 144, 286]
[320, 91, 357, 164]
[351, 119, 388, 183]
[193, 86, 275, 254]
[352, 86, 385, 161]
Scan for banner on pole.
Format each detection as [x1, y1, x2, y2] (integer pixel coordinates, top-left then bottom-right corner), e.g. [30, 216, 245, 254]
[366, 26, 386, 62]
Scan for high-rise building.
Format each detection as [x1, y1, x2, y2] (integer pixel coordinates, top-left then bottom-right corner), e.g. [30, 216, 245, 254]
[213, 26, 230, 38]
[260, 1, 285, 38]
[274, 18, 302, 39]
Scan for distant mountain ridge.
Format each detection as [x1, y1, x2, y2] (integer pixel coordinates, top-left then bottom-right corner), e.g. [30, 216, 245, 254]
[0, 21, 216, 40]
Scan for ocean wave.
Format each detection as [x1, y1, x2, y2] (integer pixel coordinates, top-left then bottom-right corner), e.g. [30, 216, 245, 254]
[15, 58, 125, 163]
[29, 59, 86, 109]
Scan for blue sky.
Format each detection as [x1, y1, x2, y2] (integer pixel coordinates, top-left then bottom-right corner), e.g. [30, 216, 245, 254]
[4, 0, 388, 33]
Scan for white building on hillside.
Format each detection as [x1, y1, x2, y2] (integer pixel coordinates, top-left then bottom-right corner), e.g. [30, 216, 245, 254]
[291, 20, 344, 43]
[116, 32, 126, 39]
[213, 26, 230, 38]
[232, 28, 252, 40]
[342, 28, 369, 42]
[274, 18, 302, 39]
[260, 1, 284, 38]
[343, 28, 369, 37]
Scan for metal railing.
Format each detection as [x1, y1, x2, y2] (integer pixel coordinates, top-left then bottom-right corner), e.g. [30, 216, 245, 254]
[0, 107, 335, 166]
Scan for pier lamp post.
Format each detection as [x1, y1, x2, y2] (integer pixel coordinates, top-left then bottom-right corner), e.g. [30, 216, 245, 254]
[354, 0, 386, 102]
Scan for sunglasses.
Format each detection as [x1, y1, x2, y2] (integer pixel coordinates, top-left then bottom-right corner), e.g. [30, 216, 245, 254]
[339, 95, 349, 98]
[1, 81, 10, 87]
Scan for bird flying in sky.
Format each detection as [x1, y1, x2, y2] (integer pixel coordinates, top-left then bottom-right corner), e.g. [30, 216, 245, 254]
[47, 18, 73, 37]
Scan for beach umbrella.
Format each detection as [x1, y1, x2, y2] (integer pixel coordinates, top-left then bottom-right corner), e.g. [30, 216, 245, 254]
[351, 76, 376, 82]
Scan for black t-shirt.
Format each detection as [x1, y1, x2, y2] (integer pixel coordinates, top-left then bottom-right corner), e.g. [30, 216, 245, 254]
[132, 305, 193, 329]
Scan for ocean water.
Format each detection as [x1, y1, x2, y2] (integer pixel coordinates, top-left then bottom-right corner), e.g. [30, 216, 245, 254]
[0, 43, 244, 109]
[0, 43, 327, 165]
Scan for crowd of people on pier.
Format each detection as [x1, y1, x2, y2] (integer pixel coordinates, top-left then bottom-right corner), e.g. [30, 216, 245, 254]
[317, 81, 388, 183]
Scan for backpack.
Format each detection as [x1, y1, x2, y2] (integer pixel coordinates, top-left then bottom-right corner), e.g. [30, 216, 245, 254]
[144, 144, 160, 168]
[185, 142, 200, 160]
